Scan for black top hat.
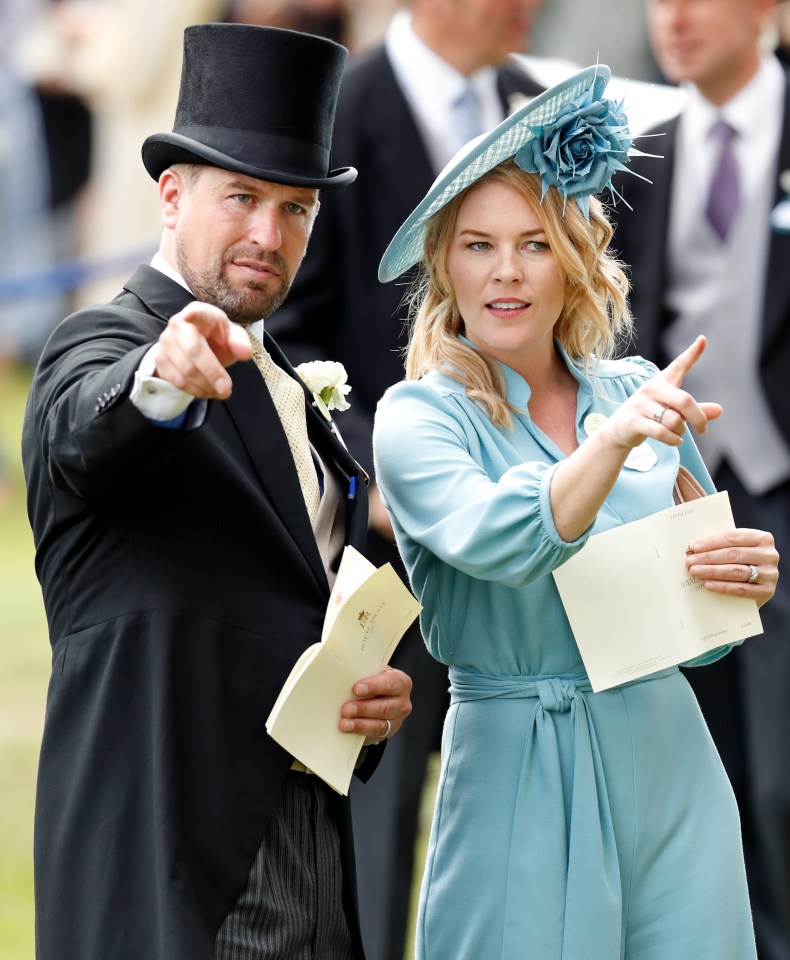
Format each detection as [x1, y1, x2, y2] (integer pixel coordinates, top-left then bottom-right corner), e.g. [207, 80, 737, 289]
[141, 23, 356, 190]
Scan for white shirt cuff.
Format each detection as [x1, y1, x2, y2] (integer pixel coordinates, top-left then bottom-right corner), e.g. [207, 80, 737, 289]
[131, 345, 195, 422]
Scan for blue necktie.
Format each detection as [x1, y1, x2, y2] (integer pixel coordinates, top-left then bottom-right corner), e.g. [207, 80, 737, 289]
[454, 84, 483, 149]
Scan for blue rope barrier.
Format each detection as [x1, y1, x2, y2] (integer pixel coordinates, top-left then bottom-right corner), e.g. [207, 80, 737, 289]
[0, 245, 158, 303]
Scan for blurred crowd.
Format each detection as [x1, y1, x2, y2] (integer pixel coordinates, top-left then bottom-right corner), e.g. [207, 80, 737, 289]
[0, 0, 659, 502]
[3, 3, 790, 960]
[0, 0, 400, 501]
[2, 0, 787, 401]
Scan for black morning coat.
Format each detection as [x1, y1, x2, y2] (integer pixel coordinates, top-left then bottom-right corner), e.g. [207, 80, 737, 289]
[22, 264, 373, 960]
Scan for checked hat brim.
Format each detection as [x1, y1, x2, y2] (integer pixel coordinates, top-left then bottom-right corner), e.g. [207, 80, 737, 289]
[378, 64, 611, 283]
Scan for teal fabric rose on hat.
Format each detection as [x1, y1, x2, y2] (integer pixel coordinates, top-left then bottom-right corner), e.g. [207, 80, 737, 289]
[517, 75, 632, 218]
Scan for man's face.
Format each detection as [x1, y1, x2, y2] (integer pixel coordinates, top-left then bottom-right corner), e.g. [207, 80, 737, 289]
[164, 166, 319, 326]
[647, 0, 772, 101]
[449, 0, 543, 69]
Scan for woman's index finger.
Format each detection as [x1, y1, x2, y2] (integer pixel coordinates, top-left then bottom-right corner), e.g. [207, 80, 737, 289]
[662, 335, 707, 387]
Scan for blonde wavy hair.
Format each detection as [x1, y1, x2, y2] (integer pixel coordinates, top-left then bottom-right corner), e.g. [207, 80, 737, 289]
[404, 159, 632, 427]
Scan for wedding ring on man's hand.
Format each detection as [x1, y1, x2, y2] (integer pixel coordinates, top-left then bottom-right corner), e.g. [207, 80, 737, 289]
[382, 719, 392, 739]
[747, 564, 759, 584]
[652, 404, 669, 424]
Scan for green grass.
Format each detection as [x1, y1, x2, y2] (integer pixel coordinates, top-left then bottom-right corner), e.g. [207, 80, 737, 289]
[0, 363, 50, 959]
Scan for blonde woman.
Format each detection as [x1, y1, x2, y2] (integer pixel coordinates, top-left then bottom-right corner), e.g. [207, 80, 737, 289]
[373, 67, 779, 959]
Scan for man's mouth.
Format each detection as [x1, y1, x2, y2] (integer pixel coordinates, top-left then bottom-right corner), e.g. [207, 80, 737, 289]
[234, 259, 279, 277]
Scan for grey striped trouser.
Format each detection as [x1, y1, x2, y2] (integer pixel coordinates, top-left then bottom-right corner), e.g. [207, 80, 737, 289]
[215, 771, 354, 960]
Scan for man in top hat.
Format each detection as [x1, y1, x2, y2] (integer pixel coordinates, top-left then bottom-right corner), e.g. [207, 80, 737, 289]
[22, 23, 412, 960]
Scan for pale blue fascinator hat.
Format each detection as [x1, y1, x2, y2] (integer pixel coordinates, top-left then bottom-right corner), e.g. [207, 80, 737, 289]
[378, 64, 640, 283]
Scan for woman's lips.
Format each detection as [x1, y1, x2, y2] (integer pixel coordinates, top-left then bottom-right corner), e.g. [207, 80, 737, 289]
[487, 299, 529, 318]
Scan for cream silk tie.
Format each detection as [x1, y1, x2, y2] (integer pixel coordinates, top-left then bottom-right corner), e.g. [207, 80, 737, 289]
[247, 328, 321, 525]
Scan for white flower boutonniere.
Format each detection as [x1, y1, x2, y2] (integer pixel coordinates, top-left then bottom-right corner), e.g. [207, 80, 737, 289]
[295, 360, 352, 421]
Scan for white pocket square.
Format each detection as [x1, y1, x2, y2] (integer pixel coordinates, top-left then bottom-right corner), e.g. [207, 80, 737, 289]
[770, 197, 790, 233]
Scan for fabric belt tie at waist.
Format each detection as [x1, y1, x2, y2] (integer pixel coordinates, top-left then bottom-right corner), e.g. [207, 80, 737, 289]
[450, 674, 592, 709]
[447, 668, 674, 959]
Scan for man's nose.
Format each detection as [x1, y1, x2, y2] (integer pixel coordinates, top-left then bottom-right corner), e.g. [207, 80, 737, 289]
[249, 207, 283, 249]
[660, 0, 687, 29]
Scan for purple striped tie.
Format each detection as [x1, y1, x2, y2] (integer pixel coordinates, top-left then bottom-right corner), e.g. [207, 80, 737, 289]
[705, 119, 740, 241]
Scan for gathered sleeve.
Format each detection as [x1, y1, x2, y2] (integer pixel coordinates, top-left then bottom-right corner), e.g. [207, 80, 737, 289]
[373, 379, 593, 590]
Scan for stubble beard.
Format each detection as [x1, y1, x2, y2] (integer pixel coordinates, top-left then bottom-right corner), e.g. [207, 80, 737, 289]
[176, 239, 292, 327]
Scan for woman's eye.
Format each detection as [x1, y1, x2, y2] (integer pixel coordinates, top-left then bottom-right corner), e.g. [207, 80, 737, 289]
[468, 241, 490, 251]
[526, 240, 548, 252]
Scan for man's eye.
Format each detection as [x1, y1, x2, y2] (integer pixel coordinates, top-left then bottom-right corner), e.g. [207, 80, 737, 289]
[233, 194, 253, 204]
[285, 202, 306, 215]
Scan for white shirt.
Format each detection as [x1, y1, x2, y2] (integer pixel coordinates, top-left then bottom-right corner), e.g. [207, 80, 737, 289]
[662, 55, 789, 494]
[385, 10, 505, 175]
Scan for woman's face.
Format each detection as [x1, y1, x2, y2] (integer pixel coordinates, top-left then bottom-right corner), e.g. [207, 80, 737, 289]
[445, 178, 567, 371]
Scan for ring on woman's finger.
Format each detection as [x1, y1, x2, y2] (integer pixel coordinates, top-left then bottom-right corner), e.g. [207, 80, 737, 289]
[747, 564, 759, 584]
[651, 404, 669, 424]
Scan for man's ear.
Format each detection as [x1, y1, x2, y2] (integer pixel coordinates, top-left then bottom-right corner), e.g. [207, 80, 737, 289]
[307, 197, 321, 239]
[159, 169, 183, 228]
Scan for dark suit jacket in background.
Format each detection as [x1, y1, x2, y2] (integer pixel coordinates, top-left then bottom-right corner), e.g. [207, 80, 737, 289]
[23, 265, 372, 960]
[268, 46, 544, 475]
[610, 67, 790, 444]
[267, 44, 544, 960]
[608, 62, 790, 957]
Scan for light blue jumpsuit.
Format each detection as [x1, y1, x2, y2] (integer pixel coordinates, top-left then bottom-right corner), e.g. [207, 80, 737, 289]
[373, 347, 756, 960]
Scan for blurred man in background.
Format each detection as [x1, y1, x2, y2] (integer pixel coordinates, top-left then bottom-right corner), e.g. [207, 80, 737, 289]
[610, 2, 790, 957]
[530, 0, 661, 81]
[267, 1, 544, 956]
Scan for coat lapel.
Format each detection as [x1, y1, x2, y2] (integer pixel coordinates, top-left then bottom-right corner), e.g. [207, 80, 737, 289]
[496, 60, 545, 114]
[265, 334, 369, 550]
[225, 357, 330, 591]
[230, 332, 367, 585]
[762, 69, 790, 356]
[647, 119, 678, 340]
[263, 334, 367, 489]
[123, 265, 367, 581]
[363, 49, 435, 213]
[342, 50, 544, 230]
[123, 263, 194, 320]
